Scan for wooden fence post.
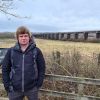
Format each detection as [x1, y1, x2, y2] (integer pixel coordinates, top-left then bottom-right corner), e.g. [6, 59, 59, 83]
[77, 75, 84, 100]
[98, 54, 100, 65]
[52, 51, 60, 65]
[77, 83, 84, 100]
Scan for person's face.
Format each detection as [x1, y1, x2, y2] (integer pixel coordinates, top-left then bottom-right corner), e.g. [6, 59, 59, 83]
[18, 34, 30, 45]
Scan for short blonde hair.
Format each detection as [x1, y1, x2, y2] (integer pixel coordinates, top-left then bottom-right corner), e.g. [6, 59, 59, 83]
[16, 26, 32, 39]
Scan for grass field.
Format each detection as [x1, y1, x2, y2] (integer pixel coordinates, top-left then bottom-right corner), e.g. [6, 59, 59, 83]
[36, 39, 100, 55]
[1, 38, 100, 55]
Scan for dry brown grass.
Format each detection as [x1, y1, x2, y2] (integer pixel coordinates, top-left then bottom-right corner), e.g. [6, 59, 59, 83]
[35, 39, 100, 55]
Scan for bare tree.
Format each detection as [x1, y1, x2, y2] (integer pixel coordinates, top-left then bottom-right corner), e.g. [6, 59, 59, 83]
[0, 0, 29, 19]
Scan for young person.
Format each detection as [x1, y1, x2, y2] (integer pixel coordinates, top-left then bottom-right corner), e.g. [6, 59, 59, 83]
[2, 26, 45, 100]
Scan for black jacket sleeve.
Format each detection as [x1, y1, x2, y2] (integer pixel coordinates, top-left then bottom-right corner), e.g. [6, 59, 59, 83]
[2, 48, 11, 92]
[36, 48, 46, 88]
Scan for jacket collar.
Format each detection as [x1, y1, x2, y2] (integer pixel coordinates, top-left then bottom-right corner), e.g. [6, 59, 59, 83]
[13, 41, 36, 52]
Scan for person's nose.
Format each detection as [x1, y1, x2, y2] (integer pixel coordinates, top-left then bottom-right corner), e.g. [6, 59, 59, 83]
[22, 36, 26, 39]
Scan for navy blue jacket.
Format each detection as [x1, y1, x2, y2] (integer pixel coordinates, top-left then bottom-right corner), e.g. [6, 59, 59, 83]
[2, 42, 45, 92]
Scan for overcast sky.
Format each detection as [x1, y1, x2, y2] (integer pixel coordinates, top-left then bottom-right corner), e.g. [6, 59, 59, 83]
[0, 0, 100, 32]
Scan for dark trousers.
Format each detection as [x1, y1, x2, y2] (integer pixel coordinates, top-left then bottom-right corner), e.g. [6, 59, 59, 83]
[8, 87, 39, 100]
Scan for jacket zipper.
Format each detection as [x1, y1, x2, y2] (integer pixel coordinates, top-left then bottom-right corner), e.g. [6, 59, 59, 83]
[22, 54, 25, 92]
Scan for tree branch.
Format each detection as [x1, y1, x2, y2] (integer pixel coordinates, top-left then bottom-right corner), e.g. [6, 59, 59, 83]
[0, 0, 30, 19]
[0, 9, 30, 18]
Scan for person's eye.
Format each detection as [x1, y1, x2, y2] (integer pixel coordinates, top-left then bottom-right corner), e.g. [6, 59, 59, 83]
[25, 35, 28, 37]
[19, 36, 23, 38]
